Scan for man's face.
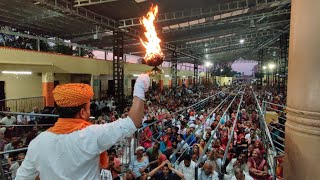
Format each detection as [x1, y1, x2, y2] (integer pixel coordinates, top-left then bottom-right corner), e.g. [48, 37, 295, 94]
[235, 171, 244, 180]
[184, 160, 191, 167]
[186, 129, 191, 135]
[32, 126, 38, 132]
[11, 137, 18, 143]
[167, 128, 172, 135]
[238, 154, 245, 164]
[136, 149, 144, 156]
[162, 166, 170, 176]
[177, 135, 182, 142]
[109, 152, 116, 159]
[205, 133, 210, 139]
[154, 143, 160, 151]
[203, 164, 213, 175]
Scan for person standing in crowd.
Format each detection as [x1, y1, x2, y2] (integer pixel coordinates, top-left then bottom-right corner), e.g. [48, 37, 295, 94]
[15, 74, 150, 179]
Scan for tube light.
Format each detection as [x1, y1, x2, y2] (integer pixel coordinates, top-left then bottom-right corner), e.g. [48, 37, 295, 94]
[133, 74, 139, 77]
[165, 75, 170, 78]
[1, 71, 32, 75]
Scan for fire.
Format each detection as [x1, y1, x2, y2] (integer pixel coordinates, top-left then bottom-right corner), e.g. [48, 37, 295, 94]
[140, 5, 164, 66]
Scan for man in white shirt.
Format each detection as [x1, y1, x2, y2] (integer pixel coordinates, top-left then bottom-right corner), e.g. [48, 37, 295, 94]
[0, 114, 16, 125]
[231, 167, 254, 180]
[178, 154, 196, 180]
[27, 107, 40, 123]
[198, 161, 219, 180]
[16, 74, 150, 179]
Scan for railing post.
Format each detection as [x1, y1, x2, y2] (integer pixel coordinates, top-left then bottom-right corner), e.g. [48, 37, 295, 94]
[0, 163, 5, 180]
[273, 156, 277, 180]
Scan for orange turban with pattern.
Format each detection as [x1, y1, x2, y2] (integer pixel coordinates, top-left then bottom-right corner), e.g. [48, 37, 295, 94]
[53, 83, 94, 107]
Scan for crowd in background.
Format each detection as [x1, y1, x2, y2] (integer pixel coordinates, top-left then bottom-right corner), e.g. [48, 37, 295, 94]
[0, 84, 287, 180]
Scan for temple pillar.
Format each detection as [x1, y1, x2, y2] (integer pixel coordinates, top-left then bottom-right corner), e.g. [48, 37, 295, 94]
[42, 72, 54, 107]
[284, 0, 320, 179]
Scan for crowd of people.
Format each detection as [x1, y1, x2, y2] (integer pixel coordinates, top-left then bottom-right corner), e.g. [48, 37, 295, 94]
[120, 86, 285, 180]
[0, 83, 287, 180]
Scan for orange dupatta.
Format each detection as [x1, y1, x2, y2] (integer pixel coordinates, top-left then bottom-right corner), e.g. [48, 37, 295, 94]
[47, 118, 109, 169]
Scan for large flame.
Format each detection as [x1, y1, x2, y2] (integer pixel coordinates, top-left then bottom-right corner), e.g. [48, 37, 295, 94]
[140, 5, 164, 63]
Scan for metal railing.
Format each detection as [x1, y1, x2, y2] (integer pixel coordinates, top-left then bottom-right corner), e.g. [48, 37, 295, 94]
[169, 89, 233, 164]
[220, 88, 245, 177]
[0, 96, 45, 112]
[0, 111, 134, 179]
[190, 87, 243, 179]
[171, 89, 232, 167]
[252, 90, 277, 180]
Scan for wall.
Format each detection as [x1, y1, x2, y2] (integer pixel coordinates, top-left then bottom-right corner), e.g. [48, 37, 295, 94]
[0, 47, 205, 99]
[54, 73, 71, 84]
[0, 73, 42, 99]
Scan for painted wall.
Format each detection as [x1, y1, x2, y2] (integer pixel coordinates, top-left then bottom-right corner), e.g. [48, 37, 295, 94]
[0, 73, 42, 99]
[54, 73, 71, 84]
[0, 47, 205, 99]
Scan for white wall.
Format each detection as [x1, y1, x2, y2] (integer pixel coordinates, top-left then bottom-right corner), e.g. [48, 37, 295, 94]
[0, 73, 42, 99]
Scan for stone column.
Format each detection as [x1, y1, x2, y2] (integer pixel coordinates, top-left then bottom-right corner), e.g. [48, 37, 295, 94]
[42, 72, 55, 107]
[284, 0, 320, 179]
[158, 74, 164, 90]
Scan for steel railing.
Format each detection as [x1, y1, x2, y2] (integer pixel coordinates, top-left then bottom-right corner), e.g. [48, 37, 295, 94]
[194, 87, 243, 179]
[0, 96, 45, 112]
[220, 88, 245, 178]
[169, 89, 235, 165]
[252, 90, 277, 180]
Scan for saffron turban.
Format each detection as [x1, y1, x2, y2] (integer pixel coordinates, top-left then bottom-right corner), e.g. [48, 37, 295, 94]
[53, 83, 94, 107]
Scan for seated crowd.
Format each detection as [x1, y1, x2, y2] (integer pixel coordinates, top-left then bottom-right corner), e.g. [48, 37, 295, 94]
[0, 84, 286, 180]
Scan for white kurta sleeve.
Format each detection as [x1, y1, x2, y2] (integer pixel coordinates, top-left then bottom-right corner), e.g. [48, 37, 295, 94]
[75, 116, 137, 155]
[15, 143, 39, 180]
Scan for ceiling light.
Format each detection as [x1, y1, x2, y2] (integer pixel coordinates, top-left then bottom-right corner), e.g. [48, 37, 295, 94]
[205, 61, 212, 67]
[165, 75, 170, 78]
[239, 39, 245, 44]
[133, 74, 139, 77]
[268, 63, 276, 70]
[1, 71, 32, 75]
[135, 0, 147, 3]
[263, 66, 267, 70]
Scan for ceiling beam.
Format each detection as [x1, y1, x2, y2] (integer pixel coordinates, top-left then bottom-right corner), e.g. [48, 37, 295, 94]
[161, 9, 290, 34]
[176, 30, 278, 50]
[118, 0, 289, 28]
[33, 0, 201, 61]
[74, 0, 119, 7]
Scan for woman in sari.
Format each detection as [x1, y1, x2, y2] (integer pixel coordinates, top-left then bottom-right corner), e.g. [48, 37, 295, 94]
[248, 149, 272, 180]
[140, 126, 153, 149]
[254, 140, 266, 156]
[197, 138, 206, 155]
[160, 135, 172, 153]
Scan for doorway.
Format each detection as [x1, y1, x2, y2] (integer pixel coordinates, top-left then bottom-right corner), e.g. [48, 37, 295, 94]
[131, 79, 136, 96]
[0, 81, 5, 111]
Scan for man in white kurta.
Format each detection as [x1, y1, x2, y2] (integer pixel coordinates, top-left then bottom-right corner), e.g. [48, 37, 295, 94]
[15, 74, 150, 179]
